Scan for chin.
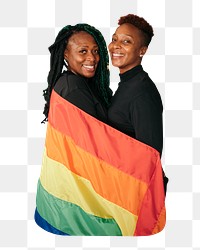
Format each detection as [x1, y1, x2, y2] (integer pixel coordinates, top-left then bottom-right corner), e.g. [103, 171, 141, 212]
[84, 73, 95, 78]
[112, 62, 123, 68]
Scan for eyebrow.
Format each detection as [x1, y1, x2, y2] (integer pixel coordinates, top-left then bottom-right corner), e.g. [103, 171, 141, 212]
[112, 33, 133, 38]
[77, 45, 99, 49]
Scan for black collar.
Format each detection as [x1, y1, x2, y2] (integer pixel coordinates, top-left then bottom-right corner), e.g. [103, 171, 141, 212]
[119, 65, 143, 82]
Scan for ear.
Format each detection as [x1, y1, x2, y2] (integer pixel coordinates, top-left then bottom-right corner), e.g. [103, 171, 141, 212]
[64, 49, 68, 61]
[139, 46, 148, 57]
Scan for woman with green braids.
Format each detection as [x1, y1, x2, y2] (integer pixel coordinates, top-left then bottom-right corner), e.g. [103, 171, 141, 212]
[35, 23, 113, 235]
[41, 23, 112, 123]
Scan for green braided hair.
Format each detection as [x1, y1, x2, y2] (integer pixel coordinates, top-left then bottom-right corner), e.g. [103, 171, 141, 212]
[42, 23, 112, 123]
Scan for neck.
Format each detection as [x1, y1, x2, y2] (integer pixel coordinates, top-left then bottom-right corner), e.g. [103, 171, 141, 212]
[119, 62, 141, 74]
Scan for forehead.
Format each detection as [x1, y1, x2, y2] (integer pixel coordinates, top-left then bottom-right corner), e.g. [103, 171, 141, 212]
[115, 23, 140, 37]
[68, 31, 97, 46]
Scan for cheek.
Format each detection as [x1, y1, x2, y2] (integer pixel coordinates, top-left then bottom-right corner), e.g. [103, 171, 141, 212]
[67, 57, 81, 69]
[108, 43, 112, 52]
[125, 48, 137, 58]
[71, 56, 83, 64]
[96, 55, 100, 63]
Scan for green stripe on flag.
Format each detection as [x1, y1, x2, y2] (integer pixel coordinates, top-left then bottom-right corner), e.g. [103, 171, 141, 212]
[36, 180, 122, 236]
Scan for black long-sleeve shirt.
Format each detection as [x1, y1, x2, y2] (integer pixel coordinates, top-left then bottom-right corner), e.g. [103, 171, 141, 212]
[108, 65, 163, 155]
[54, 71, 107, 122]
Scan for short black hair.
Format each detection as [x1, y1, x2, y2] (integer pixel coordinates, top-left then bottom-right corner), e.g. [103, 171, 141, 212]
[118, 14, 154, 46]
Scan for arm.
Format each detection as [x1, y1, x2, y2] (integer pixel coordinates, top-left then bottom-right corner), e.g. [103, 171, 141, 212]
[131, 93, 168, 194]
[131, 93, 163, 155]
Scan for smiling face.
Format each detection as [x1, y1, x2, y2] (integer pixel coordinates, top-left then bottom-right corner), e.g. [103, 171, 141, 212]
[64, 31, 100, 78]
[108, 23, 147, 74]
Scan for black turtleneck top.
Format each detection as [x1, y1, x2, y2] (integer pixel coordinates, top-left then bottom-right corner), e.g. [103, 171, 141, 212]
[108, 65, 163, 155]
[54, 71, 107, 122]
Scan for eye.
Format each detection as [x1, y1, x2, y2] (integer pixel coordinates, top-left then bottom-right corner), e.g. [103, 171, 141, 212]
[112, 37, 117, 42]
[93, 49, 99, 54]
[123, 39, 130, 44]
[79, 49, 87, 54]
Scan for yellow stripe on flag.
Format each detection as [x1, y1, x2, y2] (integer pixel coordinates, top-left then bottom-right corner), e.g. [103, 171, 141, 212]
[40, 148, 137, 236]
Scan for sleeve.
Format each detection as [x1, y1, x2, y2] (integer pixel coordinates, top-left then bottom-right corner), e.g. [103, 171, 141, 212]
[130, 93, 163, 155]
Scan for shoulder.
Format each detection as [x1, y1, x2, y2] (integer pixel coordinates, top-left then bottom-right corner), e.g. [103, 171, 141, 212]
[130, 70, 162, 100]
[54, 71, 88, 97]
[116, 71, 152, 98]
[120, 70, 163, 109]
[131, 70, 154, 92]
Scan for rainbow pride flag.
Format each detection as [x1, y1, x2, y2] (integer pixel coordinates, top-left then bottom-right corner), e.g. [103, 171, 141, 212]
[35, 90, 166, 236]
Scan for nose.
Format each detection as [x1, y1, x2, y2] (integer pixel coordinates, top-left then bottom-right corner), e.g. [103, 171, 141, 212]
[113, 41, 121, 49]
[86, 51, 96, 62]
[109, 41, 121, 52]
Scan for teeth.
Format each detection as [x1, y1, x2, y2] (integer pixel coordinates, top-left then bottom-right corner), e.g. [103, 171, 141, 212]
[113, 53, 123, 57]
[83, 65, 94, 69]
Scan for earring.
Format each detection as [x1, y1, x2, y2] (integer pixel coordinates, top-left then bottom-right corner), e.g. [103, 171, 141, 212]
[64, 59, 68, 68]
[140, 54, 143, 57]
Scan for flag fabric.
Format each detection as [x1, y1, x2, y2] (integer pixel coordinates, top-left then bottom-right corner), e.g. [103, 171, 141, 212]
[35, 89, 166, 236]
